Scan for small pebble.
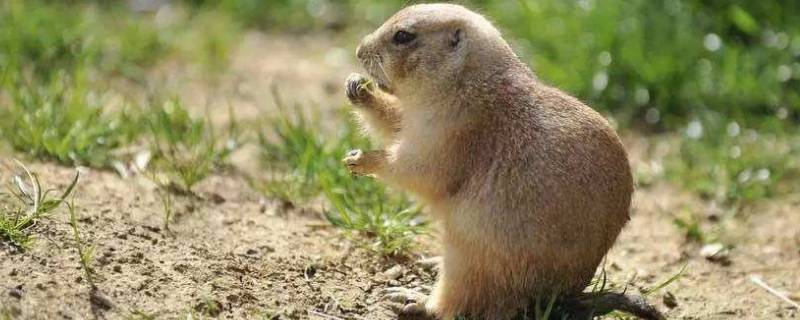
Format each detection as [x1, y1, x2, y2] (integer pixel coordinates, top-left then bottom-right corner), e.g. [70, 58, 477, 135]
[8, 286, 23, 299]
[90, 291, 114, 311]
[700, 243, 731, 266]
[663, 292, 678, 308]
[383, 265, 404, 280]
[415, 257, 442, 271]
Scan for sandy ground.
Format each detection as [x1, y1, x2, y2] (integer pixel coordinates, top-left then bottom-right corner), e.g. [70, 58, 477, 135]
[1, 32, 799, 320]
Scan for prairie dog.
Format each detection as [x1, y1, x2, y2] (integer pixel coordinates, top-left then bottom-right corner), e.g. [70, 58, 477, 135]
[343, 4, 659, 319]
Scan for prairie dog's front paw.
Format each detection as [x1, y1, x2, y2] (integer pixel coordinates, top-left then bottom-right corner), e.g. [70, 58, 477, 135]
[343, 149, 367, 175]
[345, 73, 374, 105]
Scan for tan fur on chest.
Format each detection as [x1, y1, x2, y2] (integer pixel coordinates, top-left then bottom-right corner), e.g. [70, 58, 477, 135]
[382, 105, 469, 205]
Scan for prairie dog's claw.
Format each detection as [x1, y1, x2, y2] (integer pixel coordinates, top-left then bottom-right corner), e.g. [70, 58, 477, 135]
[345, 73, 374, 105]
[342, 149, 366, 175]
[382, 287, 432, 317]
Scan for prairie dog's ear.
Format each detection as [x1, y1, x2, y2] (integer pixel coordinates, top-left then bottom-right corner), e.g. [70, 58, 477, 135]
[449, 29, 463, 49]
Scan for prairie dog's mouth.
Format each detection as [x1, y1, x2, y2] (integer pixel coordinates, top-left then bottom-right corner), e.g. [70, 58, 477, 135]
[361, 71, 392, 94]
[361, 56, 393, 94]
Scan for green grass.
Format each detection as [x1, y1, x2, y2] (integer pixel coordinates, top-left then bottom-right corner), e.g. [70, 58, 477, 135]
[1, 0, 794, 207]
[0, 73, 141, 168]
[256, 95, 424, 256]
[0, 0, 243, 169]
[182, 0, 397, 31]
[254, 102, 330, 202]
[0, 162, 79, 248]
[494, 0, 800, 128]
[0, 0, 240, 80]
[322, 172, 424, 256]
[0, 0, 161, 80]
[146, 98, 241, 194]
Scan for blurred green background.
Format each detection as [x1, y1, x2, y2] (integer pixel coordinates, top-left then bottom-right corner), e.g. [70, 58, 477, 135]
[3, 0, 799, 127]
[1, 0, 798, 211]
[189, 0, 800, 129]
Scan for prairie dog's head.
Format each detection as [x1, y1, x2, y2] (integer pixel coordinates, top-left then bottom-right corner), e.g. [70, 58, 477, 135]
[356, 4, 513, 99]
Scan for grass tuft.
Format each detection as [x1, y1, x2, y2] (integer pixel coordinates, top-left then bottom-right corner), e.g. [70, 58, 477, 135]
[146, 98, 241, 194]
[255, 105, 330, 202]
[67, 199, 97, 286]
[0, 74, 140, 168]
[0, 161, 79, 248]
[255, 94, 424, 256]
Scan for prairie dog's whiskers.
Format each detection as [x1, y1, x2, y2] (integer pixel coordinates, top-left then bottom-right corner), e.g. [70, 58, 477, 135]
[372, 54, 391, 87]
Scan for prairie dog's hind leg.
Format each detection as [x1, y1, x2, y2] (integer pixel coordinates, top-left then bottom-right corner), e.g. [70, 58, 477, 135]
[345, 73, 401, 141]
[382, 287, 436, 319]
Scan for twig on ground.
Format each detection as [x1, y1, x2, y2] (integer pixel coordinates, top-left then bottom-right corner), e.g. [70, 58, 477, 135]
[750, 274, 800, 309]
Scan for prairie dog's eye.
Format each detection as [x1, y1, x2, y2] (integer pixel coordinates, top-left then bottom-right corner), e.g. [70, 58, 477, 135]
[392, 30, 416, 45]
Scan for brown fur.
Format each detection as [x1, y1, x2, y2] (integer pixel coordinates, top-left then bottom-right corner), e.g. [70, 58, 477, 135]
[344, 4, 636, 319]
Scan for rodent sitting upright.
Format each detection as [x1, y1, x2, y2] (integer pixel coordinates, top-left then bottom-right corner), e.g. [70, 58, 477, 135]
[343, 4, 663, 320]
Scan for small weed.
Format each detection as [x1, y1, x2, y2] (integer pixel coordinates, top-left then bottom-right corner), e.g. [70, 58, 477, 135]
[672, 210, 708, 243]
[145, 170, 177, 233]
[641, 264, 687, 296]
[67, 199, 96, 286]
[158, 187, 175, 232]
[68, 198, 115, 313]
[146, 98, 240, 194]
[0, 161, 79, 247]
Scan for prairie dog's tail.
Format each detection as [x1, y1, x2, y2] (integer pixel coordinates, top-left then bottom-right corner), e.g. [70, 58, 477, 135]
[559, 291, 666, 320]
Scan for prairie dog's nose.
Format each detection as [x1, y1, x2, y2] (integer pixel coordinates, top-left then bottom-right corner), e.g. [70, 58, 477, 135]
[356, 44, 365, 60]
[356, 35, 371, 59]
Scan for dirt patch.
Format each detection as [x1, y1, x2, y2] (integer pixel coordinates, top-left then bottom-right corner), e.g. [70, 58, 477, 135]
[0, 162, 432, 319]
[2, 34, 799, 319]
